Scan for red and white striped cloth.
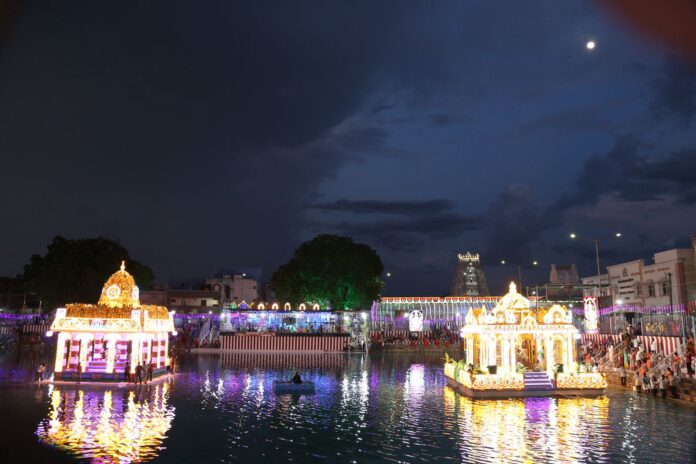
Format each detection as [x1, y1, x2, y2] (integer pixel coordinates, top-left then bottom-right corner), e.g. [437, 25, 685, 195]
[22, 324, 51, 334]
[582, 333, 621, 345]
[220, 334, 349, 352]
[0, 326, 14, 335]
[581, 333, 684, 354]
[634, 335, 684, 355]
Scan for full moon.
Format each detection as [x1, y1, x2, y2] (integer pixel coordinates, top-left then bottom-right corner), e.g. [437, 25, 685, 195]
[586, 40, 596, 50]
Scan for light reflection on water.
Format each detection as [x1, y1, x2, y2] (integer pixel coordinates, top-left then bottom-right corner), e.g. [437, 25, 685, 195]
[35, 382, 175, 463]
[444, 388, 613, 463]
[17, 352, 696, 463]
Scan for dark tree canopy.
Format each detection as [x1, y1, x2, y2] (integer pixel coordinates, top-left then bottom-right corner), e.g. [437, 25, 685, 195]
[22, 236, 154, 310]
[271, 234, 384, 310]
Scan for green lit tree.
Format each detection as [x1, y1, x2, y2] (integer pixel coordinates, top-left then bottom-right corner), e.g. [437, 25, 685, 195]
[271, 234, 384, 310]
[22, 236, 154, 310]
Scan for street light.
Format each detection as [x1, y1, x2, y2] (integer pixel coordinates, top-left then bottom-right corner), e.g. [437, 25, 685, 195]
[569, 232, 621, 298]
[500, 260, 538, 289]
[386, 272, 391, 278]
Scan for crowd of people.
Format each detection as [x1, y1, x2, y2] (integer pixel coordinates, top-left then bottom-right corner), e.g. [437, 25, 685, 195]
[581, 325, 696, 398]
[371, 327, 460, 349]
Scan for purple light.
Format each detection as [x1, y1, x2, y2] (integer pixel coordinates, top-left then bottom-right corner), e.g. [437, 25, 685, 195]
[599, 303, 685, 316]
[0, 313, 35, 320]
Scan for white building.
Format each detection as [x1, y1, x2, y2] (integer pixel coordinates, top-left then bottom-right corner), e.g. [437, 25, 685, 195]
[581, 243, 696, 310]
[206, 273, 258, 307]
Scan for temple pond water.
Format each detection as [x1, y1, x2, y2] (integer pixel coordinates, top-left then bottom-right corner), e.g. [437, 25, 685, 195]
[1, 351, 695, 463]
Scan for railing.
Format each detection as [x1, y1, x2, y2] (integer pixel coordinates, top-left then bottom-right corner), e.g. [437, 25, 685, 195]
[645, 340, 687, 379]
[640, 339, 692, 400]
[598, 338, 630, 373]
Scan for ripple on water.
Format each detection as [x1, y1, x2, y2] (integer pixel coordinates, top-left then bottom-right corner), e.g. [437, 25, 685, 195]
[14, 352, 696, 463]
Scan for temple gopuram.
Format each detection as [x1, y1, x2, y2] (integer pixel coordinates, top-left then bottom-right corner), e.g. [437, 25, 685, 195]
[49, 262, 175, 382]
[450, 252, 490, 296]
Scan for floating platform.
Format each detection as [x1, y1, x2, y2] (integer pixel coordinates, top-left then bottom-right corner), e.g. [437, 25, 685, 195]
[446, 376, 605, 398]
[39, 372, 174, 388]
[52, 366, 170, 383]
[273, 381, 316, 394]
[444, 364, 606, 399]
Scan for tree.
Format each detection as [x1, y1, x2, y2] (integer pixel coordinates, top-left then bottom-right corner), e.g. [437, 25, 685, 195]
[271, 234, 384, 310]
[22, 236, 154, 309]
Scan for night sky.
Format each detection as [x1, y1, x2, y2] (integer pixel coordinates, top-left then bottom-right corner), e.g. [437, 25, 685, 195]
[1, 1, 695, 295]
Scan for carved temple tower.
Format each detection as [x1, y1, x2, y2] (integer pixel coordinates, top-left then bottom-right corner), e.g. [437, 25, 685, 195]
[450, 252, 490, 296]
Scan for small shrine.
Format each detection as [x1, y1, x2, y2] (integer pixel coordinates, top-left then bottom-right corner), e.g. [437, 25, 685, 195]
[445, 282, 606, 397]
[49, 262, 175, 382]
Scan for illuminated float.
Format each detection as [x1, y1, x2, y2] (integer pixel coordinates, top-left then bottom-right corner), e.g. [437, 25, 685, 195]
[444, 282, 606, 398]
[49, 262, 176, 382]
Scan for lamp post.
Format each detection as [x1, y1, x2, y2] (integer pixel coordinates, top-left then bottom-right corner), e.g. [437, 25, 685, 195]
[667, 271, 685, 339]
[569, 232, 621, 298]
[500, 260, 538, 290]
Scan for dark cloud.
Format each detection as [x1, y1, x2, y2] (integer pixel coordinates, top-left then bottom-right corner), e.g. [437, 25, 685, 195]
[334, 125, 389, 152]
[0, 1, 445, 278]
[483, 184, 546, 264]
[650, 58, 696, 125]
[310, 199, 453, 215]
[310, 197, 480, 252]
[371, 103, 397, 114]
[552, 136, 696, 212]
[0, 0, 694, 297]
[335, 213, 482, 252]
[481, 136, 696, 286]
[632, 148, 696, 202]
[514, 105, 617, 136]
[428, 113, 475, 128]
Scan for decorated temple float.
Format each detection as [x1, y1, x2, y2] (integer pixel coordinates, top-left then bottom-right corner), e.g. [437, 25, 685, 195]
[444, 283, 606, 398]
[48, 262, 176, 383]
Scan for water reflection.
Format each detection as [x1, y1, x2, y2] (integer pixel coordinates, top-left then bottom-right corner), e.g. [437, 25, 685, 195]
[445, 386, 610, 463]
[36, 382, 175, 463]
[7, 352, 694, 463]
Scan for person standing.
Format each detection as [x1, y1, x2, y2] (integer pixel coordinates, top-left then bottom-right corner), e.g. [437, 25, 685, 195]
[619, 365, 627, 387]
[634, 371, 642, 393]
[659, 374, 667, 399]
[669, 372, 679, 398]
[135, 362, 143, 385]
[76, 361, 82, 384]
[147, 362, 153, 382]
[124, 361, 131, 382]
[650, 375, 658, 397]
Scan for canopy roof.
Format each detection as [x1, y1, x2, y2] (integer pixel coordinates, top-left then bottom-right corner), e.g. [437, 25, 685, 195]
[51, 262, 174, 333]
[462, 282, 577, 334]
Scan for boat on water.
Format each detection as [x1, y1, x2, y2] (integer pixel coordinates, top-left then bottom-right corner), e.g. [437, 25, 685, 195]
[273, 380, 316, 394]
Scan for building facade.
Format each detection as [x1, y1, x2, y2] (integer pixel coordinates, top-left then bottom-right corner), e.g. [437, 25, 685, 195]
[547, 264, 583, 300]
[581, 248, 696, 310]
[206, 273, 258, 307]
[580, 236, 696, 337]
[141, 289, 220, 313]
[450, 252, 490, 296]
